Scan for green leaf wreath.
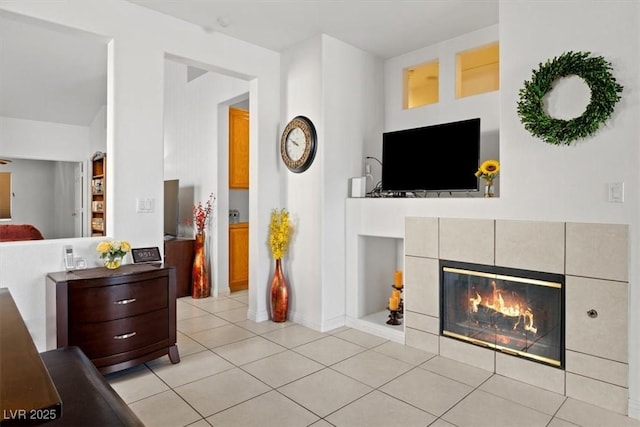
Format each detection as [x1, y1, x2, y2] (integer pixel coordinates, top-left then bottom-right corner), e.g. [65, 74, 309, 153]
[517, 51, 623, 146]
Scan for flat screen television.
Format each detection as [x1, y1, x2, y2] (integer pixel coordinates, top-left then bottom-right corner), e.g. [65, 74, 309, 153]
[164, 179, 179, 238]
[381, 118, 480, 194]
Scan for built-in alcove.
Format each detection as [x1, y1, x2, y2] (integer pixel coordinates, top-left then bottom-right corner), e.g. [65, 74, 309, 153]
[346, 235, 404, 342]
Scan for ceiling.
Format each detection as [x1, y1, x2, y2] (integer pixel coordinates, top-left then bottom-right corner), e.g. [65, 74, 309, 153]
[128, 0, 499, 59]
[0, 11, 109, 127]
[0, 1, 498, 127]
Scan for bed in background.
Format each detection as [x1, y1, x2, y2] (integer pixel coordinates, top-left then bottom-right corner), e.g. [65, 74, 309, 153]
[0, 224, 44, 242]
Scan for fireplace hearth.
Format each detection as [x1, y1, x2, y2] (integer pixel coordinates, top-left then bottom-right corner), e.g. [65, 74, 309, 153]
[440, 260, 565, 368]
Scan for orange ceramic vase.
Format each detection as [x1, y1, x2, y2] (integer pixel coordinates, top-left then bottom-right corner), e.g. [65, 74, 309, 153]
[192, 233, 210, 298]
[270, 259, 288, 322]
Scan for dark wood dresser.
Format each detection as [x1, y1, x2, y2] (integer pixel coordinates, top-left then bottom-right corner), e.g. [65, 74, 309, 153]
[46, 264, 180, 374]
[164, 238, 195, 297]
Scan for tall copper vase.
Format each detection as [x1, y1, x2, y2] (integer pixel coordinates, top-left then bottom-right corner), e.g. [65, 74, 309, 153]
[192, 232, 210, 298]
[270, 258, 288, 322]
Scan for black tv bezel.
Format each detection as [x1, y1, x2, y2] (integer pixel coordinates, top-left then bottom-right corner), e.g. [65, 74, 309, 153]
[381, 118, 480, 194]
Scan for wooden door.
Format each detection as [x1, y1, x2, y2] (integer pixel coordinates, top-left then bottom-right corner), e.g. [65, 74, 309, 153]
[229, 107, 249, 189]
[229, 223, 249, 292]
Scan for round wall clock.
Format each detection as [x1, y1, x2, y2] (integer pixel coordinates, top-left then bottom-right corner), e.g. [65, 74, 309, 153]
[280, 115, 317, 173]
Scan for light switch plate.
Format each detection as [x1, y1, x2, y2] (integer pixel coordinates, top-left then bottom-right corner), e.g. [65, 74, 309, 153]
[607, 182, 624, 203]
[136, 198, 155, 213]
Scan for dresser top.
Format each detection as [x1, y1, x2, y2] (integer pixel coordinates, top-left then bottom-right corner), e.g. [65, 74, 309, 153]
[47, 263, 169, 282]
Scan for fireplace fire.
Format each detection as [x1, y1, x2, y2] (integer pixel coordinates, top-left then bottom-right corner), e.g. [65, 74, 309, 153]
[440, 260, 564, 368]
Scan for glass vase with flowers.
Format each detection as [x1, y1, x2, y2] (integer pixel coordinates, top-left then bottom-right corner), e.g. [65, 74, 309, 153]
[475, 159, 500, 197]
[97, 240, 131, 269]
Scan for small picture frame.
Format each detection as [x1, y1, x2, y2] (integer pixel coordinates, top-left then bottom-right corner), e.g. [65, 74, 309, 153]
[92, 201, 104, 213]
[132, 247, 162, 264]
[91, 178, 103, 195]
[91, 218, 104, 231]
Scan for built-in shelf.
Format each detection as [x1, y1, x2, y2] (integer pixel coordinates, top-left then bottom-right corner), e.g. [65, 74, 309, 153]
[347, 310, 404, 343]
[346, 233, 405, 343]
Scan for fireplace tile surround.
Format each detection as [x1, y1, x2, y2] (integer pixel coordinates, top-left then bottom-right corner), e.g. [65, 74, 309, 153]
[404, 217, 629, 415]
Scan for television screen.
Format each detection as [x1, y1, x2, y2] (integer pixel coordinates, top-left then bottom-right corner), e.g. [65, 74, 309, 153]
[381, 118, 480, 193]
[164, 179, 179, 237]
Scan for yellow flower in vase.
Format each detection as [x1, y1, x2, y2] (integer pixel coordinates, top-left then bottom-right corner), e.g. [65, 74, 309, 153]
[475, 159, 500, 184]
[97, 239, 131, 269]
[269, 209, 291, 260]
[268, 208, 292, 323]
[475, 160, 500, 197]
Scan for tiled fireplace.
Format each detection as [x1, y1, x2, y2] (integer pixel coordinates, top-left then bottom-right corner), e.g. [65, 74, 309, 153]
[403, 218, 629, 415]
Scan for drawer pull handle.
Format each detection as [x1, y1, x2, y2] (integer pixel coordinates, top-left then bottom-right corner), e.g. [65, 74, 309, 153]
[113, 332, 136, 340]
[114, 298, 136, 305]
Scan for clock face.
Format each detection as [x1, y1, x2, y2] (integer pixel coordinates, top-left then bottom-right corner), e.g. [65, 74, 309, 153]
[285, 127, 306, 161]
[280, 116, 317, 173]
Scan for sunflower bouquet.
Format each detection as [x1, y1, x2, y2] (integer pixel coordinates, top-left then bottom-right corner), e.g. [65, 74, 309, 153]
[475, 159, 500, 185]
[269, 209, 291, 260]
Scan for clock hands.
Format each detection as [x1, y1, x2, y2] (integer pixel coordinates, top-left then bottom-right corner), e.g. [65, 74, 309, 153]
[287, 137, 300, 147]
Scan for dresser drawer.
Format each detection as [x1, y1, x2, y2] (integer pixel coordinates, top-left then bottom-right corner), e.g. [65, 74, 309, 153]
[69, 309, 169, 360]
[69, 277, 168, 323]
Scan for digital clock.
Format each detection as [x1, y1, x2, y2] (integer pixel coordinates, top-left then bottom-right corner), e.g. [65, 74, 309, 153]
[131, 247, 162, 264]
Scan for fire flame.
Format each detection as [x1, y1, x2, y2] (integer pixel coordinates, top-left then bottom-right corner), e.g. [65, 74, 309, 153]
[469, 280, 537, 334]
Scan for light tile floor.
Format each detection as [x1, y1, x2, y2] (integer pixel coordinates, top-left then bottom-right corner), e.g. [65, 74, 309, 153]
[106, 292, 640, 427]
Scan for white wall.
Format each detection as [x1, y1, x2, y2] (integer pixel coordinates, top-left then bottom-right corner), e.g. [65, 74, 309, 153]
[2, 110, 108, 238]
[379, 25, 500, 196]
[0, 0, 280, 349]
[163, 59, 249, 296]
[1, 159, 56, 233]
[384, 25, 500, 133]
[1, 112, 106, 238]
[89, 105, 107, 156]
[0, 116, 91, 161]
[322, 36, 384, 328]
[500, 1, 640, 418]
[281, 36, 324, 328]
[281, 35, 383, 330]
[368, 1, 640, 418]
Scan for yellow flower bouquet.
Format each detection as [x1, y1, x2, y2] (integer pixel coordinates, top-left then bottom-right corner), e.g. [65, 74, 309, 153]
[97, 240, 131, 269]
[475, 159, 500, 184]
[269, 209, 291, 260]
[475, 159, 500, 197]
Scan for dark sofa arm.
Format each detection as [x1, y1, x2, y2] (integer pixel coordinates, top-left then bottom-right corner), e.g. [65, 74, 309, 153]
[40, 347, 143, 427]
